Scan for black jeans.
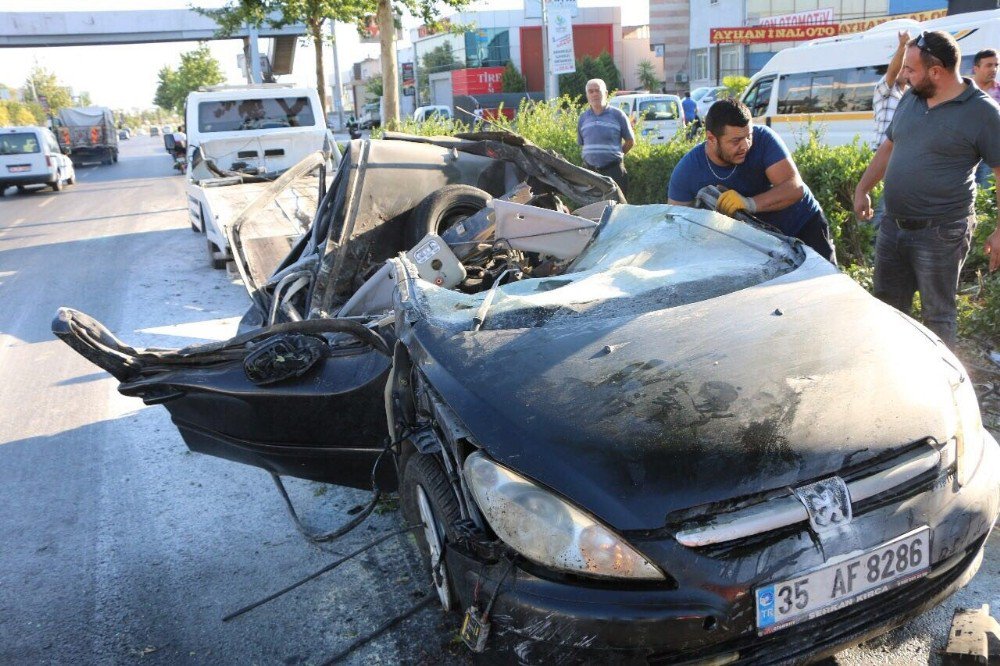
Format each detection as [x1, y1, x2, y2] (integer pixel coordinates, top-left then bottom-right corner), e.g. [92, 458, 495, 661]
[585, 158, 629, 197]
[795, 210, 837, 264]
[874, 215, 975, 348]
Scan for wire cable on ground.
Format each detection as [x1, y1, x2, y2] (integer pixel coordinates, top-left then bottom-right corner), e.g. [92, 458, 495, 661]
[222, 523, 422, 622]
[320, 593, 437, 665]
[271, 473, 381, 544]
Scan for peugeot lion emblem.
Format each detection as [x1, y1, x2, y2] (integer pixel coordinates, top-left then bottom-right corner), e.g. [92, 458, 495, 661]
[793, 477, 852, 534]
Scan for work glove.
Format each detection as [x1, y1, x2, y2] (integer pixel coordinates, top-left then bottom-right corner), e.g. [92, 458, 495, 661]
[717, 189, 756, 216]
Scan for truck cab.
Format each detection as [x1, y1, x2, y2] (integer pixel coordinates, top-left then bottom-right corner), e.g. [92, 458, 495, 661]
[184, 84, 338, 269]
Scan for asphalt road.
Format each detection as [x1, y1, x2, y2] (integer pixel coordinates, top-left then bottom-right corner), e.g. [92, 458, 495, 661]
[0, 136, 463, 666]
[0, 135, 996, 665]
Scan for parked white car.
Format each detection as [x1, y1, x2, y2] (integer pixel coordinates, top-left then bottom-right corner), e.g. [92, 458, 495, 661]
[608, 93, 685, 144]
[413, 105, 453, 122]
[695, 86, 733, 121]
[0, 126, 75, 195]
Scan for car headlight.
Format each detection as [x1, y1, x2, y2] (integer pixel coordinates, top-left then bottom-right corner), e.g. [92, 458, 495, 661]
[463, 452, 664, 580]
[953, 371, 985, 486]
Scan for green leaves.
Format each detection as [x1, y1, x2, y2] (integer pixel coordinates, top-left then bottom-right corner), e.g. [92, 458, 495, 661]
[153, 45, 225, 113]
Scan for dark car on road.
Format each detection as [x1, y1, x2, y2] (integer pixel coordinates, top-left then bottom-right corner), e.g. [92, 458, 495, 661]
[54, 132, 1000, 663]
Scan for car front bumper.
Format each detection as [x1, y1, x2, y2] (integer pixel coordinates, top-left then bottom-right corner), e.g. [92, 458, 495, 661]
[446, 433, 1000, 663]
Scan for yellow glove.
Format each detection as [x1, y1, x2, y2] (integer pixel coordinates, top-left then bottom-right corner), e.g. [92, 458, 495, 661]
[717, 189, 757, 216]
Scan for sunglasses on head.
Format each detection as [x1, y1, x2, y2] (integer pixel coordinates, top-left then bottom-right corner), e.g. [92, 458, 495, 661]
[914, 31, 944, 65]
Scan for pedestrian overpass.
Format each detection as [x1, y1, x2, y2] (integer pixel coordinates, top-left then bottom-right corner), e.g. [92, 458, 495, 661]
[0, 10, 305, 78]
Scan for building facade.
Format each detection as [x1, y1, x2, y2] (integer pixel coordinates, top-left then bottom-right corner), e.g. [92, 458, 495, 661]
[407, 7, 623, 106]
[648, 0, 690, 93]
[687, 0, 949, 91]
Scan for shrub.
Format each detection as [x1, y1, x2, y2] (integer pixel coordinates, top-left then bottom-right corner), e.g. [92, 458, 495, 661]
[791, 130, 876, 267]
[501, 61, 527, 93]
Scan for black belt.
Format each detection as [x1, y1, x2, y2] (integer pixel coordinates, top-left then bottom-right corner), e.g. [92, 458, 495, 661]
[892, 217, 947, 231]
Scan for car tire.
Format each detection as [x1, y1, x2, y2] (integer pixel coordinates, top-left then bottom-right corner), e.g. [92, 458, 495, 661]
[207, 239, 226, 270]
[16, 185, 27, 194]
[67, 171, 75, 185]
[51, 174, 64, 192]
[409, 184, 492, 248]
[400, 451, 462, 611]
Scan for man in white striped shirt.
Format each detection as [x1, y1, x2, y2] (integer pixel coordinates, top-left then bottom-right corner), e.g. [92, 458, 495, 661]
[870, 30, 911, 231]
[577, 78, 635, 196]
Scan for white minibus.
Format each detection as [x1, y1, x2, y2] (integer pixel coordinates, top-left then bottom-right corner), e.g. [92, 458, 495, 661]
[740, 9, 1000, 147]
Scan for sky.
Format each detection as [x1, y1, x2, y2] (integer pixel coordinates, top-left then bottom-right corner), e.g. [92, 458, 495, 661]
[1, 0, 649, 111]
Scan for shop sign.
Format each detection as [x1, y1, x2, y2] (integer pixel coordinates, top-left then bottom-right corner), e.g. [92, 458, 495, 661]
[710, 24, 839, 44]
[451, 67, 505, 95]
[838, 9, 947, 35]
[758, 8, 834, 27]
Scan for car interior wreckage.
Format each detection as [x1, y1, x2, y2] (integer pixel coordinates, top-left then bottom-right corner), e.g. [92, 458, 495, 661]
[53, 132, 1000, 664]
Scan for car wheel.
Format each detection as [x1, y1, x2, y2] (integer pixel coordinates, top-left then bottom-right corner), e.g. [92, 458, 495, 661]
[207, 239, 226, 270]
[16, 185, 27, 194]
[51, 174, 64, 192]
[401, 451, 462, 611]
[67, 171, 75, 185]
[408, 184, 492, 248]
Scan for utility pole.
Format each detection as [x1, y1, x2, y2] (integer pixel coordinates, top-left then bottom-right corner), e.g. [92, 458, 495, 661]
[541, 0, 552, 100]
[246, 23, 263, 84]
[330, 21, 346, 129]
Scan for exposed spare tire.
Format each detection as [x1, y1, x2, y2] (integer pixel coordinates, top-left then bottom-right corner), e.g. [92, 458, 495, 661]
[407, 184, 491, 247]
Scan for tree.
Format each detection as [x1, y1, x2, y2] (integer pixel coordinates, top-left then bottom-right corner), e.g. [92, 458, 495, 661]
[22, 66, 72, 112]
[723, 75, 751, 98]
[558, 52, 621, 99]
[364, 74, 383, 98]
[595, 52, 622, 92]
[14, 105, 37, 126]
[199, 0, 470, 126]
[501, 61, 526, 93]
[636, 60, 660, 92]
[0, 105, 10, 126]
[78, 91, 93, 107]
[198, 0, 371, 119]
[153, 46, 225, 113]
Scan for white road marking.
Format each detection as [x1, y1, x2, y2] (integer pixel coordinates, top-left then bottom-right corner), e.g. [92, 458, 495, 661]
[38, 197, 53, 208]
[136, 316, 242, 342]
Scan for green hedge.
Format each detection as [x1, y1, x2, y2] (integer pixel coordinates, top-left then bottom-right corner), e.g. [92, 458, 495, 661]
[382, 100, 999, 342]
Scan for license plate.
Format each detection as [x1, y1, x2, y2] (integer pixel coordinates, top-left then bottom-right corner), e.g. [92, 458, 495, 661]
[7, 165, 29, 172]
[755, 526, 930, 635]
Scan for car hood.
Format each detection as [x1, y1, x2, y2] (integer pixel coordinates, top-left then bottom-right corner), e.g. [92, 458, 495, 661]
[399, 207, 958, 531]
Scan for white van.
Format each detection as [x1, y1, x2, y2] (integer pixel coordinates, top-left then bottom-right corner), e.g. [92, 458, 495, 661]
[413, 105, 453, 122]
[740, 9, 1000, 147]
[0, 126, 75, 195]
[608, 93, 686, 144]
[184, 84, 335, 268]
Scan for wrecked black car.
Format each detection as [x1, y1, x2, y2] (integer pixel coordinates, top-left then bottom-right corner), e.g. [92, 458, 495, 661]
[54, 132, 1000, 663]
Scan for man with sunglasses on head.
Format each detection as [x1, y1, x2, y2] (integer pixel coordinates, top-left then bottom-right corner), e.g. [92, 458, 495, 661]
[667, 98, 836, 262]
[854, 30, 1000, 348]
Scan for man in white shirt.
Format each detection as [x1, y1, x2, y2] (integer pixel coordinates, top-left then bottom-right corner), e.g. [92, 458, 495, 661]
[869, 31, 911, 233]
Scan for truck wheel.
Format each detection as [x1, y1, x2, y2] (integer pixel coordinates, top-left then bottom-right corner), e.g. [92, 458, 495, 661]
[207, 239, 226, 270]
[400, 451, 462, 611]
[113, 150, 118, 164]
[408, 184, 492, 248]
[51, 174, 64, 192]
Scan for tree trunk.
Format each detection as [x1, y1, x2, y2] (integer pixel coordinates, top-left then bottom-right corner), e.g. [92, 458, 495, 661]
[312, 20, 327, 119]
[378, 0, 399, 127]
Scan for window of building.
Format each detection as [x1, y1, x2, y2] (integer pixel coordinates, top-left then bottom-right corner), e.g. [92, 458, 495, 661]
[464, 28, 510, 69]
[693, 48, 710, 81]
[720, 45, 741, 78]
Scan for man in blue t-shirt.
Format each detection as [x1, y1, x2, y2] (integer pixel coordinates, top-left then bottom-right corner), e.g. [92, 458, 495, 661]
[578, 78, 635, 196]
[681, 91, 698, 124]
[667, 98, 835, 262]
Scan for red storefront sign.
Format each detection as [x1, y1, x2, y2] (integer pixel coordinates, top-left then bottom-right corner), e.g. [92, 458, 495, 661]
[451, 67, 505, 95]
[710, 24, 839, 44]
